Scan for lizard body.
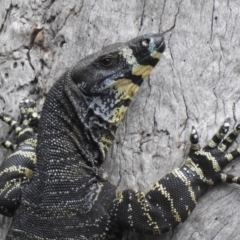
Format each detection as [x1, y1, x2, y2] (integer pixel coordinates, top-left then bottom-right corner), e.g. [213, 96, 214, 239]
[1, 33, 240, 239]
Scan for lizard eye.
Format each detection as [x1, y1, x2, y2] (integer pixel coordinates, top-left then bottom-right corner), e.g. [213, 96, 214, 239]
[99, 57, 115, 68]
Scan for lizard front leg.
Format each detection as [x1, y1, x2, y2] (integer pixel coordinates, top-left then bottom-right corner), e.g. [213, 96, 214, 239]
[0, 99, 40, 216]
[109, 120, 240, 235]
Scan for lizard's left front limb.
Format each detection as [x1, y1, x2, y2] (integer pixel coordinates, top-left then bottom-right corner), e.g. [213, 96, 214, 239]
[109, 120, 240, 235]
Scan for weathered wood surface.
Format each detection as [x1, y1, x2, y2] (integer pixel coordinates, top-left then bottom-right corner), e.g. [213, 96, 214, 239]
[0, 0, 240, 239]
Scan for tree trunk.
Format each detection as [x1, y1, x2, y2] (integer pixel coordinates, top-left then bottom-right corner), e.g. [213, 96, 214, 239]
[1, 0, 240, 239]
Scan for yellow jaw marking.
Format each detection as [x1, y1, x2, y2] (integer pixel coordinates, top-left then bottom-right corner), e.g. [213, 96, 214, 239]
[120, 47, 137, 65]
[120, 47, 161, 79]
[132, 65, 153, 79]
[151, 51, 162, 59]
[109, 105, 128, 126]
[99, 133, 115, 159]
[110, 78, 139, 100]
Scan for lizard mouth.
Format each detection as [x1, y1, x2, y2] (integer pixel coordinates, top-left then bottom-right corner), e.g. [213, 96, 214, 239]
[158, 40, 165, 53]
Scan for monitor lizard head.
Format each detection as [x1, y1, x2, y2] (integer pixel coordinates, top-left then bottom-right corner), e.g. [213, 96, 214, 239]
[71, 33, 165, 97]
[68, 33, 165, 163]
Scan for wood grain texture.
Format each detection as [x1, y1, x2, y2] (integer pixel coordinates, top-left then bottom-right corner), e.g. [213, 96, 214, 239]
[0, 0, 240, 239]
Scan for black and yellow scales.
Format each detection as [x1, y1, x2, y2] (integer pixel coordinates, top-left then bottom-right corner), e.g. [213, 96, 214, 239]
[0, 34, 240, 239]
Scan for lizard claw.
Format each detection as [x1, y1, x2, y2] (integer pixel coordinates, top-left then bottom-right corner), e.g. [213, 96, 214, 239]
[187, 120, 240, 186]
[190, 126, 200, 151]
[204, 119, 230, 150]
[219, 118, 231, 136]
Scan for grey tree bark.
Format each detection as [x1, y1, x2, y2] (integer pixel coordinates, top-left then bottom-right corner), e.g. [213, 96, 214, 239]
[0, 0, 240, 239]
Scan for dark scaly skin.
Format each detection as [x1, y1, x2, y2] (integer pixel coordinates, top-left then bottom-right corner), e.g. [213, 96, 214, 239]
[110, 121, 240, 234]
[0, 34, 240, 239]
[0, 99, 40, 216]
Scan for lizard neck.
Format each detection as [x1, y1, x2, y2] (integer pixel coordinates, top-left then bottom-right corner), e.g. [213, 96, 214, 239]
[36, 72, 120, 179]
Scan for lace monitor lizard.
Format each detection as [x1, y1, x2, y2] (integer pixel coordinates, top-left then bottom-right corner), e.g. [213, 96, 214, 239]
[1, 33, 240, 239]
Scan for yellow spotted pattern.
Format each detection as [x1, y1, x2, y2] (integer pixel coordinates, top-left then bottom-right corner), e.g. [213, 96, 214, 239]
[195, 150, 221, 172]
[172, 169, 197, 204]
[132, 65, 153, 79]
[110, 78, 139, 101]
[151, 182, 182, 223]
[134, 190, 161, 235]
[186, 157, 214, 185]
[9, 150, 37, 164]
[99, 133, 115, 159]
